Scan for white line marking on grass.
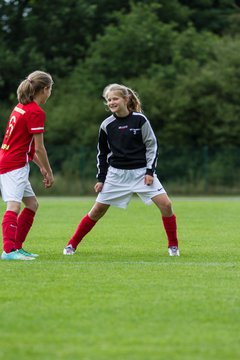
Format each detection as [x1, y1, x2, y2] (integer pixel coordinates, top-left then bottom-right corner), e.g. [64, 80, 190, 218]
[34, 260, 239, 267]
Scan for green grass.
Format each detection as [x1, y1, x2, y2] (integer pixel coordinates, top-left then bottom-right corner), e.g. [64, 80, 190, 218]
[0, 197, 239, 360]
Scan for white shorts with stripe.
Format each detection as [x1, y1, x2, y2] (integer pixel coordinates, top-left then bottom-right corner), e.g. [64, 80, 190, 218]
[0, 164, 35, 203]
[96, 166, 166, 209]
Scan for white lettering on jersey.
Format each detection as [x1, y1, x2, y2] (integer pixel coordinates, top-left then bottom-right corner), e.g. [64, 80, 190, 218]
[14, 106, 26, 115]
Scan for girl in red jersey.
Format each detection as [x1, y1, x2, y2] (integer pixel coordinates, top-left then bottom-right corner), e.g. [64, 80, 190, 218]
[0, 70, 54, 260]
[63, 83, 180, 257]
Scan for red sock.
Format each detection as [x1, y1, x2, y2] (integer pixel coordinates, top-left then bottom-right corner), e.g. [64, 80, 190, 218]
[68, 214, 97, 249]
[162, 214, 178, 247]
[15, 208, 36, 250]
[2, 210, 18, 253]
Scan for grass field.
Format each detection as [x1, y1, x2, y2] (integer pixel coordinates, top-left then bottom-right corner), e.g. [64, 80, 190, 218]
[0, 196, 239, 360]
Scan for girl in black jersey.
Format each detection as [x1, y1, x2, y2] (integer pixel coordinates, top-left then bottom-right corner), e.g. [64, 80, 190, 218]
[64, 84, 180, 256]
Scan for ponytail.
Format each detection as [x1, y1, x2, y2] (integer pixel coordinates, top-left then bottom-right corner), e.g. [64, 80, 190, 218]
[126, 88, 142, 113]
[17, 70, 53, 104]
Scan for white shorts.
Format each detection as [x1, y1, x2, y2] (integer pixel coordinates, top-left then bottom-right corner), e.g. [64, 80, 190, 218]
[0, 164, 35, 203]
[96, 166, 166, 209]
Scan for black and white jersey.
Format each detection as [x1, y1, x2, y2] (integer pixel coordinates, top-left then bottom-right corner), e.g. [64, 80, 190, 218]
[96, 112, 158, 183]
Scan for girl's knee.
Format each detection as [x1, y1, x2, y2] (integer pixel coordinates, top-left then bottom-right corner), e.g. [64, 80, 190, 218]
[7, 201, 21, 214]
[89, 203, 109, 221]
[165, 199, 172, 211]
[153, 195, 173, 216]
[27, 198, 39, 213]
[162, 200, 173, 216]
[33, 200, 39, 212]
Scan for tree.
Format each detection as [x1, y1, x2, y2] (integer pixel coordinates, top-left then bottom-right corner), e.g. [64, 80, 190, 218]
[43, 2, 179, 146]
[0, 0, 131, 101]
[158, 35, 240, 147]
[179, 0, 240, 34]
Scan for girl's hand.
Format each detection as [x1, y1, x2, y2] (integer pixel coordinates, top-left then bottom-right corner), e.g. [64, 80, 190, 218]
[94, 182, 104, 193]
[40, 167, 47, 177]
[40, 167, 54, 188]
[144, 174, 153, 186]
[43, 173, 54, 188]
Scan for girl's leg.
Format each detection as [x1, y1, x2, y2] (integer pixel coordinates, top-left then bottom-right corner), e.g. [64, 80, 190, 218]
[151, 194, 179, 248]
[15, 196, 38, 250]
[2, 201, 21, 253]
[66, 202, 110, 250]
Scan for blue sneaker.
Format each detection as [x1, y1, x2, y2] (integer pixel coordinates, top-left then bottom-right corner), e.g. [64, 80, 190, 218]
[1, 250, 35, 260]
[18, 248, 39, 258]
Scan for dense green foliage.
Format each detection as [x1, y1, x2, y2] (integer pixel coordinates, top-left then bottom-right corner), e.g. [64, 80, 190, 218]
[1, 0, 240, 192]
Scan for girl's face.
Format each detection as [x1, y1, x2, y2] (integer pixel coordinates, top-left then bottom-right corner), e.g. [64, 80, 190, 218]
[106, 90, 129, 117]
[40, 85, 52, 104]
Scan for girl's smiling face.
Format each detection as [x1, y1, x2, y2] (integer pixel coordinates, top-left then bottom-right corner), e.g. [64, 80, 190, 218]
[106, 90, 129, 117]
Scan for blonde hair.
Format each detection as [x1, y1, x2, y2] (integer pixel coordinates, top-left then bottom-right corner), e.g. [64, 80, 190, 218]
[17, 70, 53, 105]
[103, 83, 142, 112]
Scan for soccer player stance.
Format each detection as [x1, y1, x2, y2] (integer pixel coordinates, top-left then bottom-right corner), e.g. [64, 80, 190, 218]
[64, 83, 180, 256]
[0, 71, 54, 260]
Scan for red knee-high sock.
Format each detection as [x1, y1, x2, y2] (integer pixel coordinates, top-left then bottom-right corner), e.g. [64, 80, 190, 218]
[68, 214, 97, 249]
[162, 214, 178, 247]
[2, 210, 18, 253]
[15, 208, 36, 250]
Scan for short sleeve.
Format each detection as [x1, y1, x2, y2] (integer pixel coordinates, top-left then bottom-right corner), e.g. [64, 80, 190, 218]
[27, 109, 45, 134]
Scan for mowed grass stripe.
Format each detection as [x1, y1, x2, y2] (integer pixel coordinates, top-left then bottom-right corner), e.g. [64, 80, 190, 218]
[9, 260, 238, 267]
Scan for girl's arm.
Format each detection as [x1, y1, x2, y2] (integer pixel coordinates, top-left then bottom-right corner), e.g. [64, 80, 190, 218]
[33, 133, 54, 188]
[96, 127, 110, 183]
[141, 119, 159, 176]
[32, 152, 48, 178]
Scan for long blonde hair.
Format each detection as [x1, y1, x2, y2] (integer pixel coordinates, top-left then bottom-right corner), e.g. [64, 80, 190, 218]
[103, 83, 142, 112]
[17, 70, 53, 105]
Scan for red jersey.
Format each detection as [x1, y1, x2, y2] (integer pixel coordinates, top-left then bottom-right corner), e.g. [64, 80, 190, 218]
[0, 101, 45, 174]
